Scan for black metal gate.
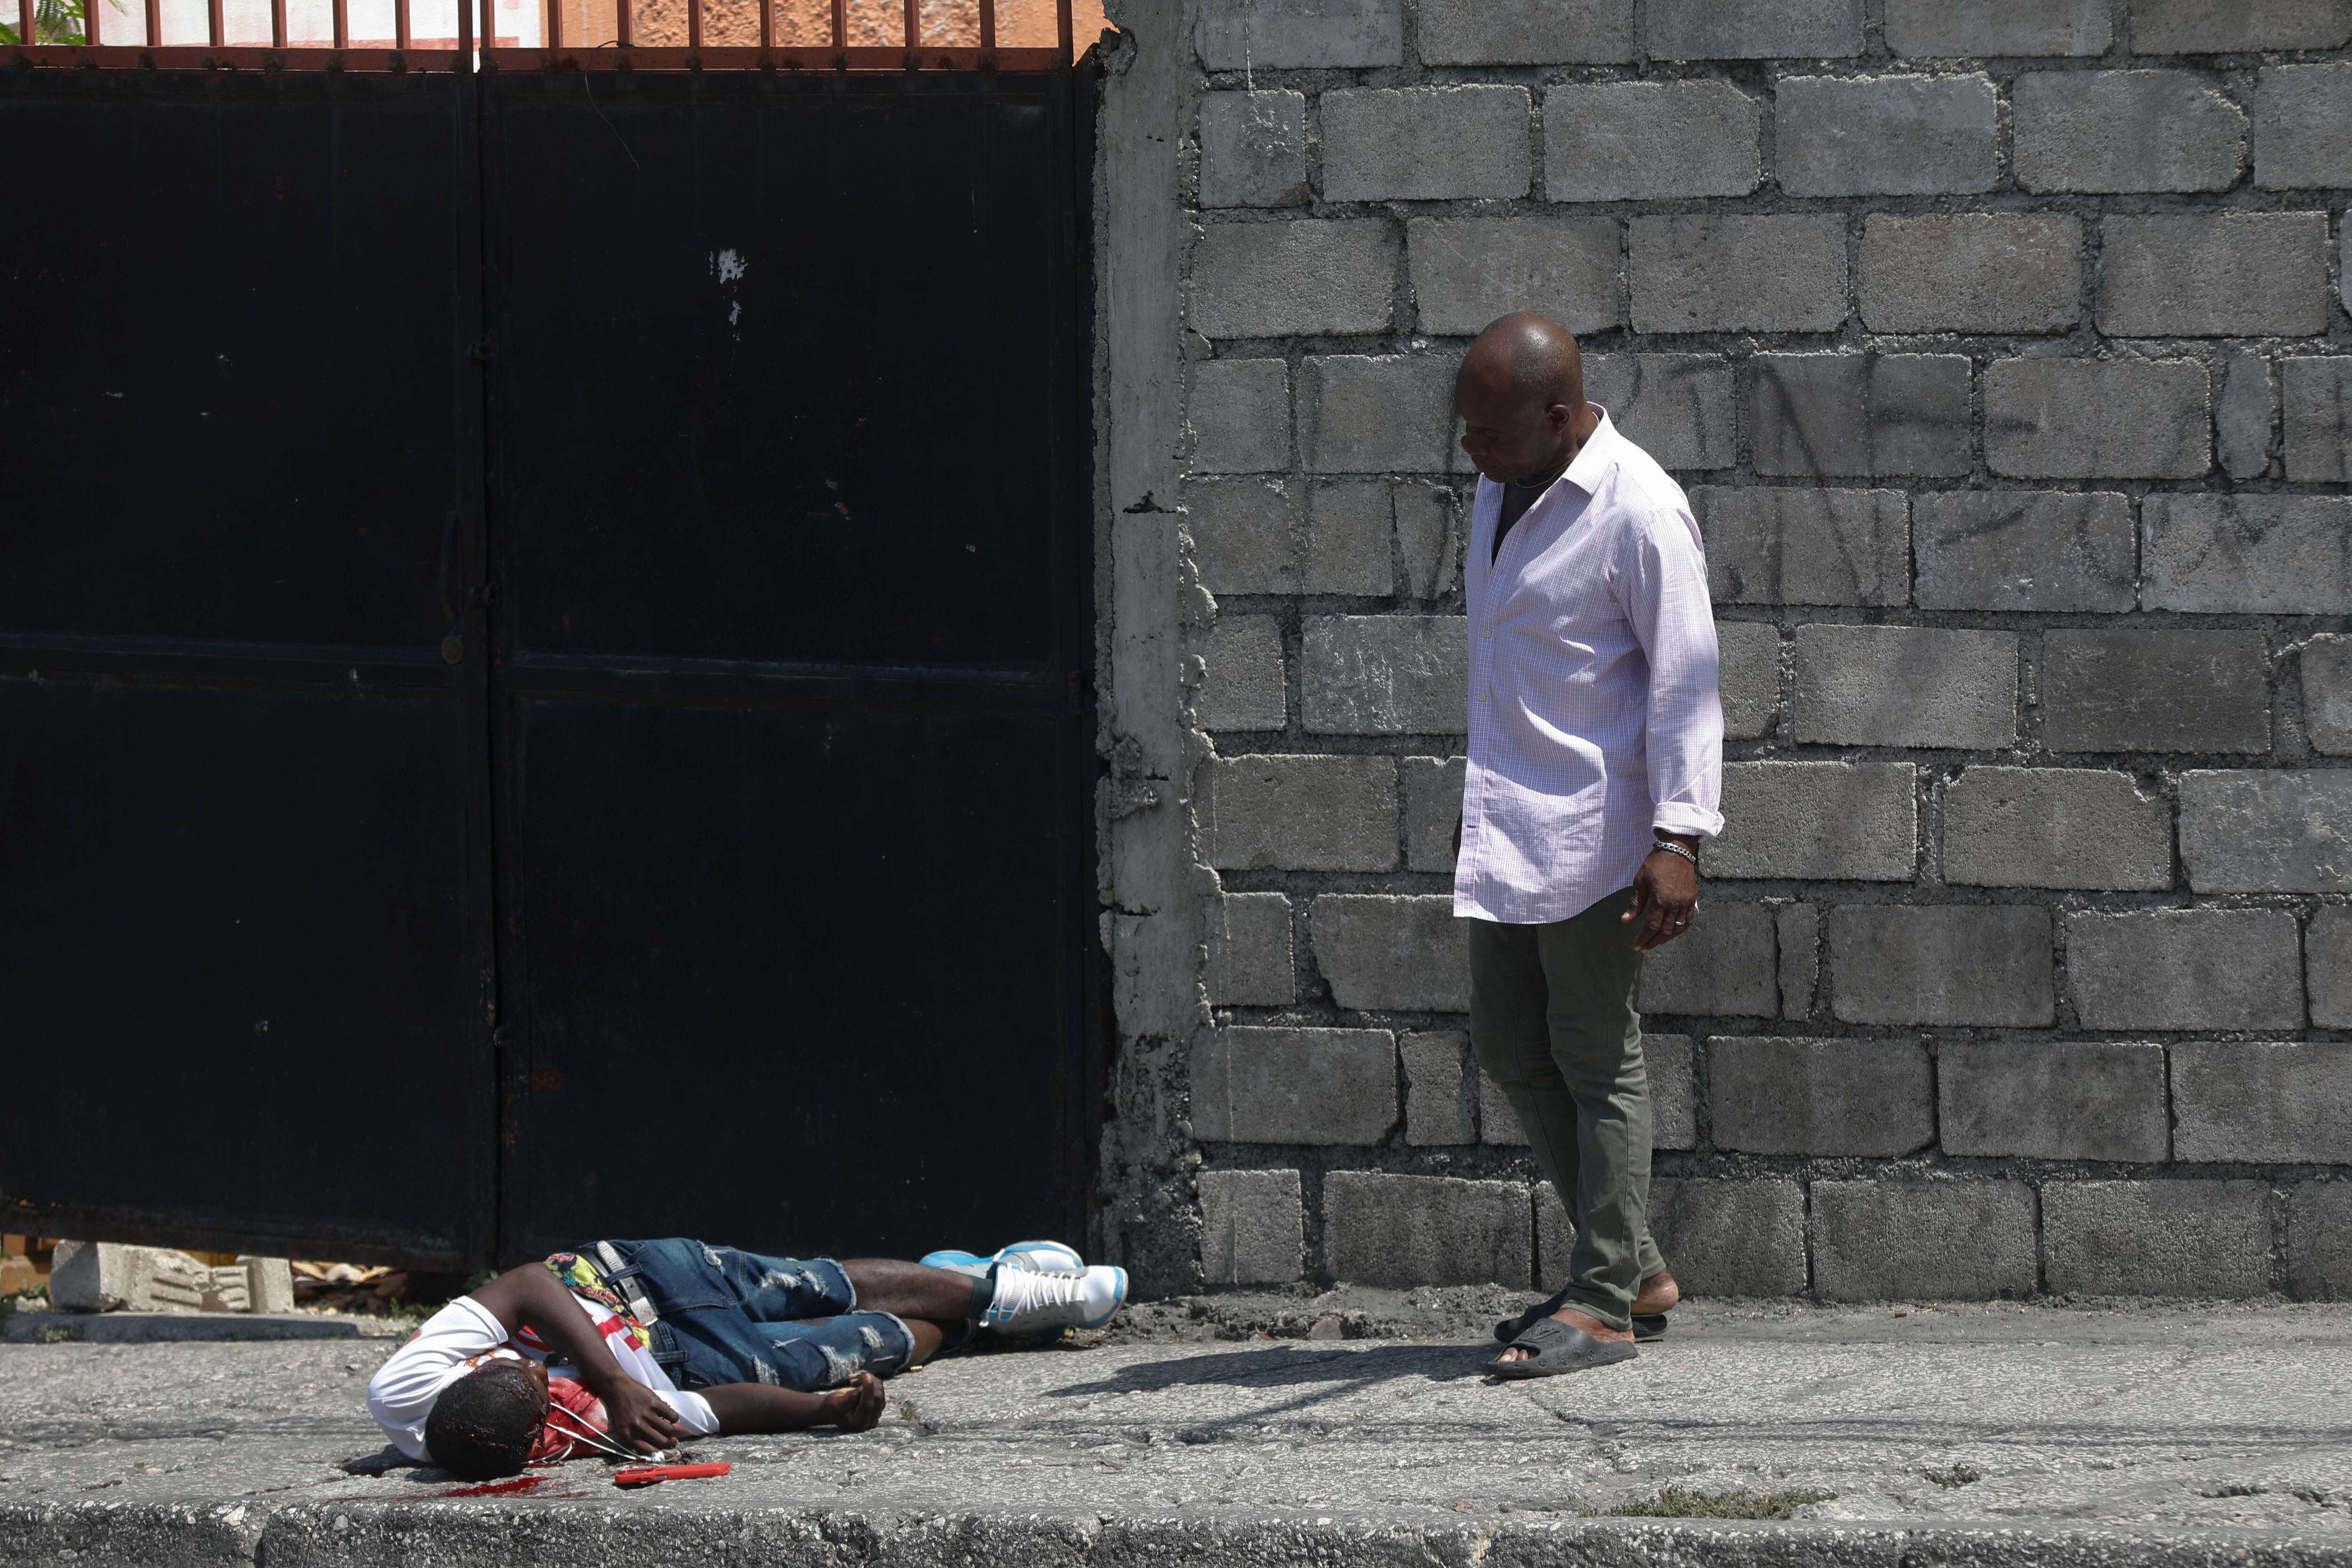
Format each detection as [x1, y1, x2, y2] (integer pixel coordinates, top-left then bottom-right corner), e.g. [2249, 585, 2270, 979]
[0, 54, 1096, 1270]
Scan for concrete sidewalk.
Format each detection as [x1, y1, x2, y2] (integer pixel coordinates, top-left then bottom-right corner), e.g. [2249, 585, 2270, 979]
[3, 1295, 2349, 1566]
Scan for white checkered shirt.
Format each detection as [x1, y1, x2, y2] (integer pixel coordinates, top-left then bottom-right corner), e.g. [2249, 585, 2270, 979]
[1454, 408, 1725, 925]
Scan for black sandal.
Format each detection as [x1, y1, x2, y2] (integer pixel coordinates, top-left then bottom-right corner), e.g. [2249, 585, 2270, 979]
[1497, 1298, 1670, 1344]
[1484, 1316, 1638, 1379]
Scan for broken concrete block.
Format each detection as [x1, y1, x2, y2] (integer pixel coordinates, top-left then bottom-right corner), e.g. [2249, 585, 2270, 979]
[49, 1241, 217, 1313]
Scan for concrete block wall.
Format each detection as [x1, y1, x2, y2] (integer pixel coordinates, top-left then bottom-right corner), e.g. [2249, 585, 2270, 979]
[1091, 0, 2352, 1303]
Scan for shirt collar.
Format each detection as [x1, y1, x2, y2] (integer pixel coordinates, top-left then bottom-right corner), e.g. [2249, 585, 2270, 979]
[1559, 404, 1620, 495]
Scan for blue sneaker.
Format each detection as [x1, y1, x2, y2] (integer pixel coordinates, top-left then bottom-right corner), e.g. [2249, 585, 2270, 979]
[920, 1241, 1085, 1277]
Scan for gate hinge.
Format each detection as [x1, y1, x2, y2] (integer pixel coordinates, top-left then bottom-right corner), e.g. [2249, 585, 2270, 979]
[468, 340, 497, 364]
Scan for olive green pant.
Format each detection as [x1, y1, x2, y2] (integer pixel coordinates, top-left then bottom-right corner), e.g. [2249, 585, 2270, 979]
[1467, 891, 1662, 1332]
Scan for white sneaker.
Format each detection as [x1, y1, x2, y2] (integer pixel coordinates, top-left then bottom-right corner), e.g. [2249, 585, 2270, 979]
[980, 1264, 1127, 1335]
[995, 1241, 1085, 1274]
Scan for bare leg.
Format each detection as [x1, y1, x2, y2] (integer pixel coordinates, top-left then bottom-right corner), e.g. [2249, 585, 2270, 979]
[840, 1258, 982, 1324]
[1634, 1267, 1679, 1315]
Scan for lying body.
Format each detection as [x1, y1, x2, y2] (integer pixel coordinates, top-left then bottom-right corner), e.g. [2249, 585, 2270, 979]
[368, 1237, 1123, 1477]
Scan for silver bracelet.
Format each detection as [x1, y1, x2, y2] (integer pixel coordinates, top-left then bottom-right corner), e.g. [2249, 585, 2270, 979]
[1651, 838, 1700, 869]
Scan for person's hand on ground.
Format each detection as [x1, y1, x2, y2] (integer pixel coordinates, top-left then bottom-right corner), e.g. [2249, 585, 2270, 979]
[1623, 839, 1698, 953]
[822, 1373, 885, 1432]
[600, 1377, 683, 1453]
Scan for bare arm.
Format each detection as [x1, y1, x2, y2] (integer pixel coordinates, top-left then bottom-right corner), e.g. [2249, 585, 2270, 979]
[468, 1264, 681, 1453]
[700, 1373, 884, 1435]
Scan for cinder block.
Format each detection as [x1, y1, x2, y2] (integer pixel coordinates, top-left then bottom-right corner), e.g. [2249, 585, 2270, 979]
[1779, 902, 1820, 1019]
[2013, 71, 2246, 194]
[2301, 635, 2352, 756]
[1649, 1034, 1696, 1151]
[1396, 486, 1460, 601]
[1305, 481, 1398, 597]
[1417, 0, 1634, 62]
[1717, 620, 1780, 741]
[1776, 75, 1998, 197]
[1196, 615, 1286, 732]
[48, 1242, 222, 1313]
[1629, 215, 1848, 335]
[2257, 64, 2352, 190]
[1192, 1027, 1398, 1145]
[1985, 358, 2211, 479]
[1401, 755, 1465, 872]
[1648, 1178, 1808, 1297]
[1645, 0, 1861, 59]
[2097, 214, 2332, 338]
[1194, 0, 1401, 68]
[1402, 1030, 1476, 1145]
[1751, 354, 1972, 479]
[1187, 478, 1297, 596]
[1479, 1069, 1524, 1146]
[2143, 495, 2352, 612]
[1199, 92, 1308, 209]
[2283, 357, 2352, 484]
[1915, 492, 2132, 613]
[1544, 81, 1759, 201]
[2181, 771, 2352, 894]
[1191, 221, 1398, 341]
[1710, 1036, 1934, 1156]
[2063, 908, 2304, 1028]
[1828, 904, 2053, 1027]
[2043, 1181, 2273, 1297]
[1885, 0, 2109, 56]
[1309, 894, 1469, 1011]
[1712, 761, 1917, 882]
[1206, 891, 1295, 1007]
[1859, 214, 2083, 334]
[1696, 487, 1909, 607]
[1639, 901, 1778, 1018]
[2132, 0, 2352, 52]
[2043, 629, 2270, 755]
[2220, 355, 2276, 481]
[1321, 87, 1532, 203]
[1584, 355, 1737, 473]
[1200, 1169, 1305, 1285]
[1199, 754, 1398, 872]
[2176, 1042, 2352, 1164]
[1812, 1181, 2038, 1302]
[2288, 1182, 2352, 1300]
[1943, 767, 2173, 892]
[1322, 1171, 1531, 1288]
[1794, 624, 2019, 750]
[1303, 616, 1467, 736]
[1407, 216, 1620, 340]
[1940, 1042, 2170, 1162]
[2312, 906, 2352, 1026]
[1300, 355, 1461, 476]
[1190, 360, 1291, 475]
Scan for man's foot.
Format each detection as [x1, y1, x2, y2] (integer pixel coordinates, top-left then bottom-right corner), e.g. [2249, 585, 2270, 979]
[980, 1264, 1127, 1335]
[1496, 1305, 1633, 1363]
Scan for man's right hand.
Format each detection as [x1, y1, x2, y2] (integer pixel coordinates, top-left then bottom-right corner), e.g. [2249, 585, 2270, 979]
[599, 1377, 683, 1453]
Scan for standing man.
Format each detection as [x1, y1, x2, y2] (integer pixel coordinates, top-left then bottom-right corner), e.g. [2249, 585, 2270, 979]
[1453, 315, 1723, 1380]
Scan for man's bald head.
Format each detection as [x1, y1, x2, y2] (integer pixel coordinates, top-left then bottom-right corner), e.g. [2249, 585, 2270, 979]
[1457, 313, 1583, 412]
[1453, 313, 1597, 486]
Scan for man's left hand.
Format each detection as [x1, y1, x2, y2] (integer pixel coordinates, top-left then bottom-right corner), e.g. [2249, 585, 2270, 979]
[1623, 837, 1699, 953]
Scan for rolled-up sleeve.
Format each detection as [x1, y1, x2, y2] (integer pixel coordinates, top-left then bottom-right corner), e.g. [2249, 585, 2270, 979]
[1617, 505, 1724, 839]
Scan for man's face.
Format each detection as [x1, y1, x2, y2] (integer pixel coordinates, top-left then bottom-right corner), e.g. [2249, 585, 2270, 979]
[1455, 365, 1576, 484]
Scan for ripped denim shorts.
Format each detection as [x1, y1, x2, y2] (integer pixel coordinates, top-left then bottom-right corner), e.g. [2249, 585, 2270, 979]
[589, 1237, 915, 1393]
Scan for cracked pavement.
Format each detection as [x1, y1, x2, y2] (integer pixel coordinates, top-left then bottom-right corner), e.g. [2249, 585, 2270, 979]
[1, 1297, 2348, 1563]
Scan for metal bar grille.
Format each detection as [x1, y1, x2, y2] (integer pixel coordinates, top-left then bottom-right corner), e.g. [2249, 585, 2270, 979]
[270, 0, 285, 48]
[901, 0, 915, 51]
[142, 0, 158, 45]
[332, 0, 346, 48]
[977, 0, 993, 52]
[16, 0, 32, 47]
[686, 0, 699, 51]
[392, 0, 406, 49]
[615, 0, 629, 47]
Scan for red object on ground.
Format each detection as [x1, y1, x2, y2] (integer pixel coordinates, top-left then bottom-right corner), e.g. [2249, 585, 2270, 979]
[612, 1462, 732, 1488]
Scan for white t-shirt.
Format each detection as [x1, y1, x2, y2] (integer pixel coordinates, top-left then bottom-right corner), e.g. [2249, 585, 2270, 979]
[367, 1296, 720, 1461]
